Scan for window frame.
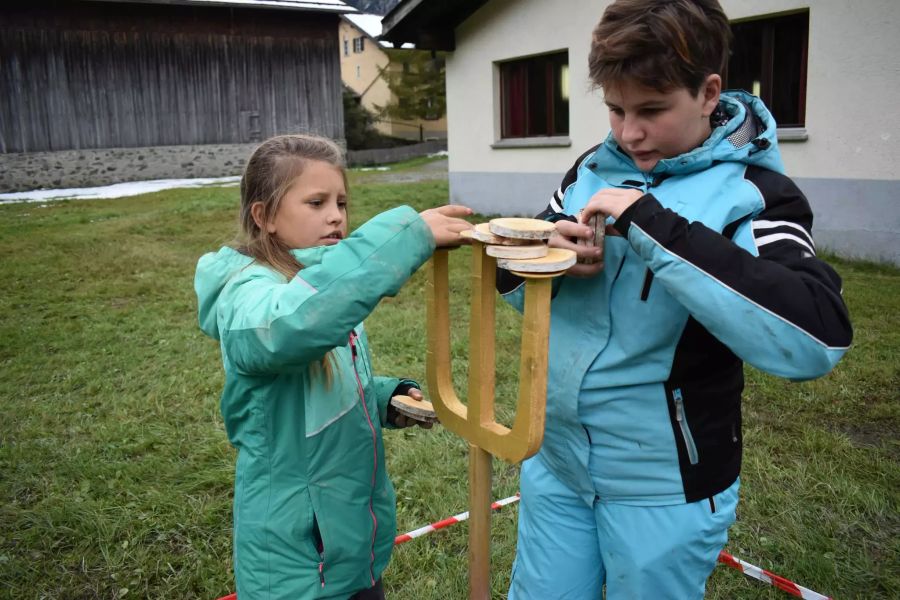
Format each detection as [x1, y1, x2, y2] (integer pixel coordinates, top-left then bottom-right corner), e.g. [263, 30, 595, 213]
[493, 50, 571, 148]
[727, 10, 809, 138]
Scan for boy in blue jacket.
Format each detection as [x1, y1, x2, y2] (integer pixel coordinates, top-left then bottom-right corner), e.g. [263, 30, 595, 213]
[499, 1, 852, 598]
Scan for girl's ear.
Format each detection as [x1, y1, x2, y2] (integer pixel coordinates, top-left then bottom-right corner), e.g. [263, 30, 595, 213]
[250, 201, 274, 233]
[701, 74, 722, 118]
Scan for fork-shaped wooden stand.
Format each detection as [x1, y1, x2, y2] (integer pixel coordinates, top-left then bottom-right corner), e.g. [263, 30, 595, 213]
[426, 241, 558, 599]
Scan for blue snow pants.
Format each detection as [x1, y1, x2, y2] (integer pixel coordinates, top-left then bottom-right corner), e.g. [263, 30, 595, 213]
[508, 456, 739, 599]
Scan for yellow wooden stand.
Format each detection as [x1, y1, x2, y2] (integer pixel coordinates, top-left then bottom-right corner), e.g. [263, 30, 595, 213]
[426, 241, 561, 599]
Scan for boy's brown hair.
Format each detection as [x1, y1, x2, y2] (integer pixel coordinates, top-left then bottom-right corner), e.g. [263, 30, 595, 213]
[588, 0, 731, 94]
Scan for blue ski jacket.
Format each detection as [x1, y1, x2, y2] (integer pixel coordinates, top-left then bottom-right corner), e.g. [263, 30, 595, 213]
[498, 91, 852, 506]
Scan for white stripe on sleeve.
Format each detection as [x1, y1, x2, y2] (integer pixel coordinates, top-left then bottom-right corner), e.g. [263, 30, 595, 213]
[753, 232, 817, 256]
[752, 220, 815, 248]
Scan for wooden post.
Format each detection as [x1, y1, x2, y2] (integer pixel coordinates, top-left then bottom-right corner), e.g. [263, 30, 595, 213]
[426, 242, 557, 599]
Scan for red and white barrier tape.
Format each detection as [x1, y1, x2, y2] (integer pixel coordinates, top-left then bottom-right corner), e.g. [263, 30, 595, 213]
[394, 493, 521, 545]
[216, 493, 832, 600]
[717, 551, 832, 600]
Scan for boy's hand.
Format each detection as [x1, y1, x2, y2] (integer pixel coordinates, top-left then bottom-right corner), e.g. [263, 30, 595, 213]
[550, 220, 605, 278]
[420, 205, 474, 248]
[583, 188, 645, 223]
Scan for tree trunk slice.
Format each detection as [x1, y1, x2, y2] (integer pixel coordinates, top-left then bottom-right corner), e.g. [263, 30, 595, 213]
[461, 223, 535, 245]
[509, 269, 568, 279]
[577, 212, 606, 265]
[485, 243, 548, 259]
[390, 395, 439, 423]
[496, 248, 577, 272]
[488, 217, 556, 240]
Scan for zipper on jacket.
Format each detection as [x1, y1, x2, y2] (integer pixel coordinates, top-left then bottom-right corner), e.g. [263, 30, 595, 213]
[349, 331, 378, 586]
[673, 388, 699, 465]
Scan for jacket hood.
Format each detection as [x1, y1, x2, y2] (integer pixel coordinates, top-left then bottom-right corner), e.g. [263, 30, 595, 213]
[604, 90, 785, 177]
[195, 247, 254, 341]
[194, 246, 333, 341]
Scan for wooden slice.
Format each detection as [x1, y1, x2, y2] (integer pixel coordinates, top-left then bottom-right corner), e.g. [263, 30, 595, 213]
[509, 270, 568, 279]
[390, 395, 438, 423]
[496, 248, 577, 273]
[461, 223, 534, 245]
[488, 217, 555, 240]
[577, 212, 606, 265]
[485, 243, 548, 259]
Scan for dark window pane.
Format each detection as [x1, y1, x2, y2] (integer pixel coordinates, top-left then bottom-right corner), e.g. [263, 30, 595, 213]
[771, 13, 808, 126]
[729, 20, 763, 95]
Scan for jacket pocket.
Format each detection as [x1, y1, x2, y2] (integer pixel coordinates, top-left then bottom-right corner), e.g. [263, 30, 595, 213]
[312, 513, 326, 588]
[639, 268, 654, 301]
[672, 388, 699, 465]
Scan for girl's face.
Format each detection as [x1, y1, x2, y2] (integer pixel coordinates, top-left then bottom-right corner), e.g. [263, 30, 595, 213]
[604, 75, 721, 172]
[264, 160, 348, 250]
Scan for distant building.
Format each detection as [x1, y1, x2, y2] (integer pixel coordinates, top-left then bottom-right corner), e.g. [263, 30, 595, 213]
[1, 0, 354, 192]
[340, 13, 447, 141]
[383, 0, 900, 265]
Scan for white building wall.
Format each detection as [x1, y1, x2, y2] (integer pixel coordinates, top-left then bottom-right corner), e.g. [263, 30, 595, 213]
[445, 0, 900, 264]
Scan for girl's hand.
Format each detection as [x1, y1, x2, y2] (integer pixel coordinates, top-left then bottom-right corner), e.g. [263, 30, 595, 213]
[390, 387, 435, 429]
[420, 204, 474, 248]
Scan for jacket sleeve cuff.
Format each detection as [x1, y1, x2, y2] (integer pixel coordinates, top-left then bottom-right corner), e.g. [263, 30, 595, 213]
[613, 193, 661, 236]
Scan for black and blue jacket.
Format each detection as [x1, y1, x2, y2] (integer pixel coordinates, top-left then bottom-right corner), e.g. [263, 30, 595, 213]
[498, 91, 852, 505]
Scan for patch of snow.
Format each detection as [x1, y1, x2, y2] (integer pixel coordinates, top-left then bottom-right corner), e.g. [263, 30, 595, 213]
[345, 13, 415, 48]
[428, 150, 449, 158]
[0, 176, 241, 204]
[345, 13, 383, 38]
[357, 166, 391, 172]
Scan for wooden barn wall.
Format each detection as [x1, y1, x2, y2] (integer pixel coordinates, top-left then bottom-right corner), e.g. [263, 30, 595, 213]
[0, 2, 345, 153]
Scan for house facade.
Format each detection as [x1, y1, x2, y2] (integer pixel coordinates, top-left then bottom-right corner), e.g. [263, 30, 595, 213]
[1, 0, 353, 192]
[339, 13, 447, 141]
[382, 0, 900, 265]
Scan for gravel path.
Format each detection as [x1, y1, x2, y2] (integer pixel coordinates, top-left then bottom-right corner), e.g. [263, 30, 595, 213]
[352, 158, 448, 184]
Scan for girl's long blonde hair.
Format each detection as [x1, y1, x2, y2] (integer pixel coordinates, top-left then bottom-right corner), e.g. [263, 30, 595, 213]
[237, 134, 349, 381]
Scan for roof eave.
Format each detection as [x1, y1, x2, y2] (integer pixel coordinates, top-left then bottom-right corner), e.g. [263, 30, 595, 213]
[381, 0, 487, 51]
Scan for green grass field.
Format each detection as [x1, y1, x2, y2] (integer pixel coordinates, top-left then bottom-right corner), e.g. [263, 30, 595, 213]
[1, 175, 897, 599]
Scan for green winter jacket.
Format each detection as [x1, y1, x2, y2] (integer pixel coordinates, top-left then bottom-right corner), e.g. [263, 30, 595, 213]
[194, 206, 434, 599]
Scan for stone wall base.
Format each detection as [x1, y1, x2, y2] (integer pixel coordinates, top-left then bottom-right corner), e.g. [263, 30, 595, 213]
[1, 143, 262, 193]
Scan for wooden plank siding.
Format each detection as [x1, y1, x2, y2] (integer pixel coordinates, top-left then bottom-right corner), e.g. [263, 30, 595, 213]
[0, 2, 345, 153]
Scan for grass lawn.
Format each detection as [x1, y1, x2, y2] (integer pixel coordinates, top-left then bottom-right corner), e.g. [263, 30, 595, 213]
[1, 176, 897, 599]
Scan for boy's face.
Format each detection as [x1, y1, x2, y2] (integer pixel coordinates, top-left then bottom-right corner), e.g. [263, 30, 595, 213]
[603, 75, 721, 172]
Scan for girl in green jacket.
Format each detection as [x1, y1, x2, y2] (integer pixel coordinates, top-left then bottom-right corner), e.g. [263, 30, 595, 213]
[195, 134, 472, 599]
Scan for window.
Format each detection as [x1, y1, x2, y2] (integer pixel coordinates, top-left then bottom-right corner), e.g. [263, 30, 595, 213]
[356, 65, 361, 79]
[499, 51, 569, 139]
[343, 38, 349, 56]
[727, 11, 808, 128]
[353, 37, 365, 53]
